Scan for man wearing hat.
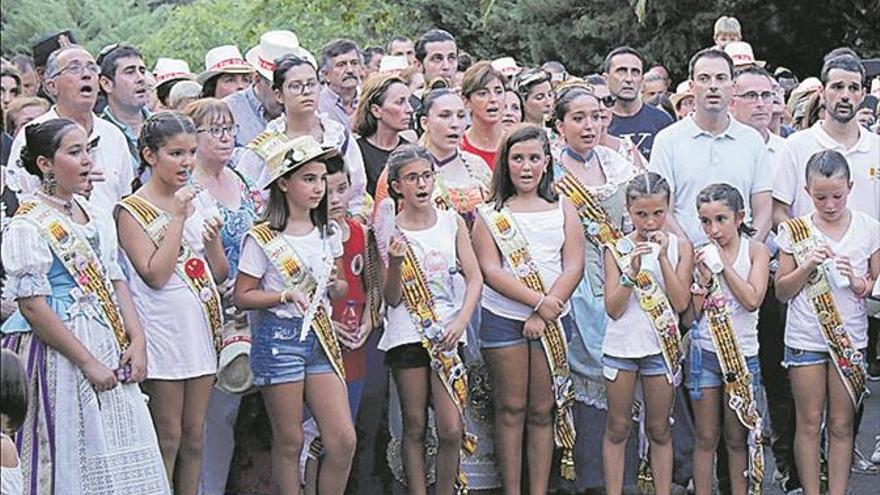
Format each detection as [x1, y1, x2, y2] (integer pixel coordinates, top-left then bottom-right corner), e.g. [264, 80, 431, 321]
[98, 44, 151, 170]
[30, 30, 76, 99]
[153, 58, 195, 109]
[198, 45, 254, 99]
[318, 39, 363, 130]
[6, 44, 134, 214]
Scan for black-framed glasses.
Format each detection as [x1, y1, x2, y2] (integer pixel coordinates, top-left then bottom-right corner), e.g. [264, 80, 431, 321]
[399, 170, 436, 185]
[735, 91, 775, 102]
[197, 124, 240, 139]
[285, 79, 320, 95]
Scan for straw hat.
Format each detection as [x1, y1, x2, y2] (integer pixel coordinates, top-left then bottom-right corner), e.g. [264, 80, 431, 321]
[378, 55, 409, 74]
[724, 42, 765, 68]
[245, 30, 316, 81]
[670, 80, 694, 109]
[197, 45, 254, 84]
[215, 321, 254, 394]
[262, 135, 342, 189]
[153, 58, 195, 86]
[491, 56, 521, 78]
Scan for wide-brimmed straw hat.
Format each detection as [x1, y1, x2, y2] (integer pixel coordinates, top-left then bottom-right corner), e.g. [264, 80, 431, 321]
[262, 135, 342, 189]
[724, 42, 765, 68]
[215, 322, 254, 394]
[245, 30, 316, 81]
[153, 58, 195, 87]
[197, 45, 254, 84]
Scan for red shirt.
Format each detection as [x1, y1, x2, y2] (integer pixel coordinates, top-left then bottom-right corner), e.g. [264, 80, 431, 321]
[331, 218, 368, 381]
[461, 134, 497, 171]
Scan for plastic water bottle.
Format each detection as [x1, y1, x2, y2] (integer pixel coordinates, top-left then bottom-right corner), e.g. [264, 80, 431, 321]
[342, 300, 358, 332]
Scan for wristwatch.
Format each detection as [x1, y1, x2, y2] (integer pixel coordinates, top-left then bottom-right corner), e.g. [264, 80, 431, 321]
[620, 272, 636, 288]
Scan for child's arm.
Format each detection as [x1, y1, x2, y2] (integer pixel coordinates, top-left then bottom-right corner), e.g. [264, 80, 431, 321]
[1, 434, 19, 468]
[440, 216, 483, 350]
[603, 247, 631, 320]
[116, 207, 186, 290]
[722, 240, 770, 312]
[542, 200, 585, 320]
[774, 245, 831, 302]
[382, 233, 406, 307]
[660, 233, 693, 313]
[327, 257, 348, 301]
[202, 217, 229, 285]
[472, 214, 545, 309]
[233, 272, 290, 310]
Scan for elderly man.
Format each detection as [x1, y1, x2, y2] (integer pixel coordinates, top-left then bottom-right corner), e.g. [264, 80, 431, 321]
[6, 45, 133, 212]
[318, 38, 362, 130]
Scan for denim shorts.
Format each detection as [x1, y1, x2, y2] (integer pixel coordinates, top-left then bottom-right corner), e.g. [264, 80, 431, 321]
[782, 345, 868, 370]
[250, 313, 334, 386]
[480, 307, 573, 349]
[685, 349, 762, 390]
[602, 353, 670, 381]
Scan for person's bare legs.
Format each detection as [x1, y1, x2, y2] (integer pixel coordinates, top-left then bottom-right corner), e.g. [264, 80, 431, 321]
[305, 372, 356, 495]
[484, 345, 529, 494]
[691, 387, 723, 495]
[142, 380, 185, 486]
[825, 365, 855, 495]
[642, 375, 675, 495]
[721, 394, 749, 495]
[262, 382, 306, 495]
[393, 366, 431, 495]
[526, 344, 554, 494]
[175, 375, 215, 495]
[430, 372, 464, 494]
[790, 364, 827, 495]
[603, 369, 638, 495]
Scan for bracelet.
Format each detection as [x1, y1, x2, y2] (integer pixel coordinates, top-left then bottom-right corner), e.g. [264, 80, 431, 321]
[533, 294, 546, 312]
[620, 272, 636, 288]
[279, 290, 289, 305]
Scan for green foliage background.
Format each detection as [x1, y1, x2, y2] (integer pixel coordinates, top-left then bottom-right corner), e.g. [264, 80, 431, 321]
[2, 0, 878, 81]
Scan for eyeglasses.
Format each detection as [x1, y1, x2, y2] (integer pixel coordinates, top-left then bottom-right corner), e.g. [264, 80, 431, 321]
[735, 91, 775, 102]
[197, 124, 240, 139]
[285, 79, 320, 95]
[599, 95, 616, 108]
[52, 62, 100, 78]
[399, 170, 435, 185]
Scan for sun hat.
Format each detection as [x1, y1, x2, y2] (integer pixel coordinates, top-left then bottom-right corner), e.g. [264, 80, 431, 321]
[153, 58, 195, 87]
[378, 55, 409, 74]
[245, 30, 316, 81]
[724, 41, 765, 68]
[491, 56, 521, 78]
[197, 45, 253, 84]
[262, 135, 343, 189]
[215, 320, 254, 394]
[670, 80, 694, 109]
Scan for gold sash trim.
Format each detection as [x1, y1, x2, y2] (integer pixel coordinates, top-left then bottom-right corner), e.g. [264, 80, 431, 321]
[702, 273, 764, 493]
[246, 223, 346, 382]
[397, 233, 477, 493]
[782, 217, 867, 407]
[364, 226, 383, 330]
[118, 195, 222, 351]
[17, 200, 129, 349]
[555, 173, 683, 384]
[477, 204, 576, 480]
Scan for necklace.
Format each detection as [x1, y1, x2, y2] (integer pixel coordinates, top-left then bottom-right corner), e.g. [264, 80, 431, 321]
[36, 190, 75, 216]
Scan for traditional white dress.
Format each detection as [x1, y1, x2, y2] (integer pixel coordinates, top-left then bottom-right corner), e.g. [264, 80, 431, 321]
[1, 198, 170, 495]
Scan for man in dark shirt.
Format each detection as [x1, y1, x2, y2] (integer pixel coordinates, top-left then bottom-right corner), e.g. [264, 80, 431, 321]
[604, 46, 674, 159]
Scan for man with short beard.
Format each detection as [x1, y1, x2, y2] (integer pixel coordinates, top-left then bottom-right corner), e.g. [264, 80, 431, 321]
[6, 45, 133, 213]
[319, 38, 362, 130]
[604, 46, 674, 159]
[98, 44, 150, 169]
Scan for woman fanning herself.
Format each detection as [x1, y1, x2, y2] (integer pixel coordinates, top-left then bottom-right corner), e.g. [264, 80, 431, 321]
[688, 183, 769, 495]
[379, 144, 482, 495]
[472, 124, 584, 494]
[234, 136, 354, 494]
[2, 118, 169, 494]
[601, 173, 692, 495]
[775, 151, 879, 495]
[116, 112, 228, 494]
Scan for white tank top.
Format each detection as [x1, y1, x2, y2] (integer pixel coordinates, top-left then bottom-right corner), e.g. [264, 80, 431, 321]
[379, 209, 465, 351]
[695, 236, 760, 357]
[603, 233, 681, 358]
[481, 201, 570, 321]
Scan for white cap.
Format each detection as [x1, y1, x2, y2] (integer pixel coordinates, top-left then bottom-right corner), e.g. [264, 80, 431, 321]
[153, 58, 194, 86]
[197, 45, 253, 84]
[378, 55, 409, 74]
[492, 56, 520, 77]
[245, 30, 316, 81]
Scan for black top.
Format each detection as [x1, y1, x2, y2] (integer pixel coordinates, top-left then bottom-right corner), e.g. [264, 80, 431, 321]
[357, 135, 408, 197]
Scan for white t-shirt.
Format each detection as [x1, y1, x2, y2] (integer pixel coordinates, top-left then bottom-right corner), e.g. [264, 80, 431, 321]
[237, 224, 343, 318]
[694, 236, 760, 357]
[378, 209, 465, 351]
[481, 201, 571, 321]
[773, 122, 880, 218]
[603, 234, 681, 358]
[777, 210, 880, 351]
[6, 108, 134, 215]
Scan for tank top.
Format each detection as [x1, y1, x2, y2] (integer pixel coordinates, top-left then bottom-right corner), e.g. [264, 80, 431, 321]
[332, 218, 367, 381]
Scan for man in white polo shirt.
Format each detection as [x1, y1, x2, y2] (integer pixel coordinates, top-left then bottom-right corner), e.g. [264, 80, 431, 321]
[6, 44, 133, 213]
[649, 47, 773, 244]
[773, 54, 879, 223]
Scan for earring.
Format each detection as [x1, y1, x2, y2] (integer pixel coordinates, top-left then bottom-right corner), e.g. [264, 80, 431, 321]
[44, 171, 57, 196]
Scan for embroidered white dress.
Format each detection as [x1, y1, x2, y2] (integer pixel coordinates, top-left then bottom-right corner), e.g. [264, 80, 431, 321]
[0, 199, 170, 495]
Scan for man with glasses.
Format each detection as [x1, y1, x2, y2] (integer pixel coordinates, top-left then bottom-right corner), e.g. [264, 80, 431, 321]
[604, 46, 674, 160]
[319, 38, 362, 130]
[649, 48, 773, 244]
[6, 45, 133, 213]
[98, 44, 151, 173]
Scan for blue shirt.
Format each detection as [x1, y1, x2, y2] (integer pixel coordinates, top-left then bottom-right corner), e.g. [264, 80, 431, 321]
[608, 103, 674, 160]
[225, 86, 270, 150]
[318, 85, 356, 131]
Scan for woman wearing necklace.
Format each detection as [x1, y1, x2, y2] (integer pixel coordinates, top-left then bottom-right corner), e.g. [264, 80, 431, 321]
[461, 61, 505, 171]
[353, 74, 413, 197]
[235, 54, 367, 216]
[2, 118, 170, 494]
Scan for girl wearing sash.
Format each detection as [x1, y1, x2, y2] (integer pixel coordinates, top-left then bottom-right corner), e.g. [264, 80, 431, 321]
[116, 112, 227, 494]
[182, 99, 264, 495]
[601, 173, 692, 495]
[380, 144, 482, 495]
[688, 184, 769, 495]
[775, 151, 879, 495]
[472, 124, 584, 494]
[2, 118, 169, 494]
[233, 135, 354, 495]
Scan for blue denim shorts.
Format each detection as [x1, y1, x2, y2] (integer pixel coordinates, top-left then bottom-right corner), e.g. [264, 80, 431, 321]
[480, 307, 573, 349]
[685, 349, 762, 390]
[250, 313, 334, 386]
[782, 345, 868, 371]
[602, 353, 670, 381]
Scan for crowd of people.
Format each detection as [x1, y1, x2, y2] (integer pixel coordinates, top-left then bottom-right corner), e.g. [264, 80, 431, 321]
[0, 13, 878, 495]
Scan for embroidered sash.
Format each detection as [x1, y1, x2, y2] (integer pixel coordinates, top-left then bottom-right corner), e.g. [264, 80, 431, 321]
[396, 230, 477, 493]
[477, 204, 577, 480]
[118, 195, 222, 351]
[246, 223, 346, 382]
[16, 200, 129, 349]
[555, 173, 684, 384]
[781, 217, 867, 407]
[364, 226, 383, 330]
[702, 273, 764, 493]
